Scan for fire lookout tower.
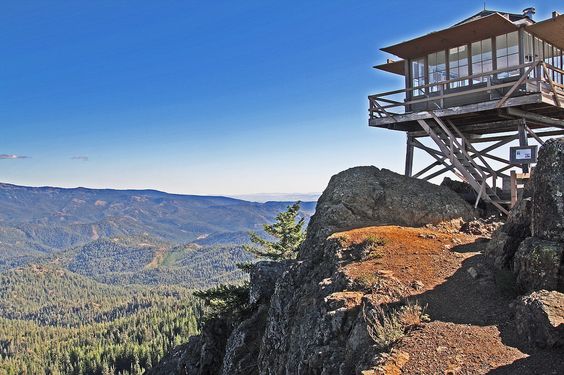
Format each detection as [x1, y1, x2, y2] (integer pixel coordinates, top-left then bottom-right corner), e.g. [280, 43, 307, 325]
[369, 8, 564, 214]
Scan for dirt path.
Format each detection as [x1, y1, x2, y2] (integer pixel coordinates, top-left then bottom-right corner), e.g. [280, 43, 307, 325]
[336, 226, 564, 374]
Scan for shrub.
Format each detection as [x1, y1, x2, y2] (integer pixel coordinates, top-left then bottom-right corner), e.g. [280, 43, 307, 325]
[363, 301, 428, 351]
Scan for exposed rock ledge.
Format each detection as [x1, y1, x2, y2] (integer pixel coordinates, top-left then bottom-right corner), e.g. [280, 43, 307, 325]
[150, 167, 476, 374]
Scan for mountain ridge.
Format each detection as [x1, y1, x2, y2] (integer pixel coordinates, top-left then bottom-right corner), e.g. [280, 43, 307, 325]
[0, 182, 316, 261]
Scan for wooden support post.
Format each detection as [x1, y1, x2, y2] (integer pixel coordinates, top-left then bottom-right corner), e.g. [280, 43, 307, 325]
[405, 135, 414, 177]
[518, 120, 529, 173]
[510, 171, 518, 208]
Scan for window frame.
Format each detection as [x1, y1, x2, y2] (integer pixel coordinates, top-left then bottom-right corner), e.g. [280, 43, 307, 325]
[407, 29, 563, 92]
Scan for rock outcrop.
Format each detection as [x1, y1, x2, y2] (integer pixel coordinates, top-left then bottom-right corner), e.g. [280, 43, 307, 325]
[514, 290, 564, 348]
[150, 166, 476, 375]
[148, 146, 564, 373]
[301, 166, 476, 258]
[486, 138, 564, 293]
[192, 167, 471, 375]
[530, 138, 564, 242]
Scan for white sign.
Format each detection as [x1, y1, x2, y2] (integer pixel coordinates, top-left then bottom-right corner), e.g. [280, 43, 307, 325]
[515, 149, 532, 160]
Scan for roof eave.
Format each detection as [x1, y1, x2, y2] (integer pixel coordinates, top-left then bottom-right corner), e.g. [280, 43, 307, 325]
[381, 13, 519, 60]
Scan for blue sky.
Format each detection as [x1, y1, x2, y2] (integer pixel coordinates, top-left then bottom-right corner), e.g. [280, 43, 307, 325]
[0, 1, 560, 195]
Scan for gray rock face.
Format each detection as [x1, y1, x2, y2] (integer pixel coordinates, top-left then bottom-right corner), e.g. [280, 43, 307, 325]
[148, 316, 233, 375]
[249, 260, 292, 305]
[301, 166, 476, 259]
[220, 261, 292, 375]
[256, 242, 376, 375]
[486, 198, 532, 269]
[531, 138, 564, 242]
[514, 290, 564, 348]
[187, 317, 232, 375]
[513, 237, 564, 292]
[486, 138, 564, 293]
[221, 304, 270, 375]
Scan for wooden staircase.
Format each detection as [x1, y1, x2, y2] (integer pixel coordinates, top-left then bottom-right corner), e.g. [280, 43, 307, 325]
[417, 113, 509, 215]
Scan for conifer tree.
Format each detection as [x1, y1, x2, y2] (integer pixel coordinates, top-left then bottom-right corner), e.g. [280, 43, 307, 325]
[243, 202, 306, 260]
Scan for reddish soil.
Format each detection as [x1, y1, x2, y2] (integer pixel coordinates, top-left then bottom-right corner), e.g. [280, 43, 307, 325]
[333, 225, 564, 374]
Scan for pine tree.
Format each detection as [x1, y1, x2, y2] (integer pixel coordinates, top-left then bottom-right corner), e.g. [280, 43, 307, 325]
[243, 202, 306, 260]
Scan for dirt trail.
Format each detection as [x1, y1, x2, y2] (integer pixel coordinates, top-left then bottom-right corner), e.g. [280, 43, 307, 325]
[336, 226, 564, 374]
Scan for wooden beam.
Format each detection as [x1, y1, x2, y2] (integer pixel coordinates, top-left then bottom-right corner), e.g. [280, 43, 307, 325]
[411, 139, 463, 180]
[506, 107, 564, 128]
[412, 160, 443, 179]
[510, 171, 518, 208]
[542, 63, 562, 107]
[423, 165, 457, 181]
[405, 135, 414, 177]
[524, 124, 545, 145]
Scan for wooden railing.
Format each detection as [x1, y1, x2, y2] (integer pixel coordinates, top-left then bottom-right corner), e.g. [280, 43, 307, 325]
[369, 60, 564, 119]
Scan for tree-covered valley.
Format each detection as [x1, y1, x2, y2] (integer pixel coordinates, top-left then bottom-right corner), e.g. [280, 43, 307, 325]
[0, 183, 315, 374]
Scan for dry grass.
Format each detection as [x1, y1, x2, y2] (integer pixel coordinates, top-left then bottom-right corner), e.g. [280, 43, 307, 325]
[363, 301, 429, 351]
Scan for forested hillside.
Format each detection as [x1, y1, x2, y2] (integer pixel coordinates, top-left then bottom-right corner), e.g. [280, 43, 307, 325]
[61, 238, 253, 288]
[0, 264, 204, 374]
[0, 182, 315, 260]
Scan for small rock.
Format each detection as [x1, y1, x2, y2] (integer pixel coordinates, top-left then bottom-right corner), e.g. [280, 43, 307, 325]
[467, 267, 478, 279]
[418, 233, 437, 239]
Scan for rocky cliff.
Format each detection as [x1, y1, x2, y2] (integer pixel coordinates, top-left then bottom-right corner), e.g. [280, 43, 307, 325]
[150, 167, 476, 374]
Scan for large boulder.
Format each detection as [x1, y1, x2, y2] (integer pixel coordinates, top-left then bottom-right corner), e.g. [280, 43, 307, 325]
[302, 167, 476, 258]
[514, 290, 564, 348]
[485, 197, 532, 269]
[485, 138, 564, 292]
[513, 237, 564, 292]
[530, 138, 564, 242]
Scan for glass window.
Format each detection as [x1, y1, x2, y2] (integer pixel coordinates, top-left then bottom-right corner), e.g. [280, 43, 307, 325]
[496, 31, 520, 78]
[449, 45, 469, 88]
[545, 44, 563, 85]
[534, 37, 544, 61]
[428, 51, 446, 92]
[524, 32, 534, 63]
[555, 48, 563, 85]
[471, 39, 493, 84]
[544, 43, 554, 65]
[411, 58, 426, 96]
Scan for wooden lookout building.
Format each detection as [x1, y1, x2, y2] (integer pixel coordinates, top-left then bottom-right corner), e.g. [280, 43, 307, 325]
[369, 8, 564, 214]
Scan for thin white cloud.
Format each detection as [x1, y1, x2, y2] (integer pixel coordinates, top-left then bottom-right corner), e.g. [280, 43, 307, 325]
[0, 154, 29, 159]
[71, 156, 89, 161]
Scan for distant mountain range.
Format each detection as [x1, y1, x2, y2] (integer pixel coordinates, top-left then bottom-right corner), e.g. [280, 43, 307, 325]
[0, 182, 316, 263]
[229, 192, 321, 203]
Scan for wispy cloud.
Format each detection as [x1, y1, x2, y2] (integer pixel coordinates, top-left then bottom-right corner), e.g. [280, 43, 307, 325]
[0, 154, 29, 159]
[71, 156, 89, 162]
